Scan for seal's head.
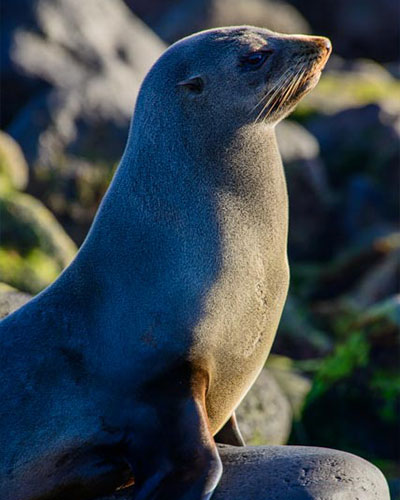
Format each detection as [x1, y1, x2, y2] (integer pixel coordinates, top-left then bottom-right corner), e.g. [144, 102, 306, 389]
[135, 26, 331, 137]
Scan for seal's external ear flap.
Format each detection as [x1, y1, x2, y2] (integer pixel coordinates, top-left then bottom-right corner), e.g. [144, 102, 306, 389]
[177, 75, 204, 93]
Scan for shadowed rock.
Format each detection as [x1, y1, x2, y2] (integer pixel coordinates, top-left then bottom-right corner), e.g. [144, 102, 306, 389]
[151, 0, 310, 44]
[277, 120, 334, 260]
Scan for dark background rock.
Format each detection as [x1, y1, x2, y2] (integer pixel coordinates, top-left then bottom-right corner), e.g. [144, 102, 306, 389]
[142, 0, 310, 44]
[0, 0, 47, 129]
[287, 0, 400, 63]
[124, 0, 400, 63]
[306, 104, 399, 252]
[276, 121, 334, 260]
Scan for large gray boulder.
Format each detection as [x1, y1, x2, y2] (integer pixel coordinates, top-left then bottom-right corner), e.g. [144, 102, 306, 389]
[9, 0, 165, 169]
[99, 445, 390, 500]
[214, 445, 390, 500]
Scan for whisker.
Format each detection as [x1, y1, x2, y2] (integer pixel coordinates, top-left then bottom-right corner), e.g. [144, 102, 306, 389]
[279, 66, 303, 106]
[254, 67, 295, 123]
[262, 64, 303, 122]
[249, 67, 292, 116]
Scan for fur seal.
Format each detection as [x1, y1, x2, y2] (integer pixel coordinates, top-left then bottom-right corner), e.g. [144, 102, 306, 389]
[0, 26, 331, 500]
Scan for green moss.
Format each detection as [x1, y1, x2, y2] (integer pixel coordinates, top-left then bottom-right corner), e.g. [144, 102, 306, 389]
[0, 282, 18, 293]
[306, 331, 370, 403]
[0, 131, 28, 191]
[0, 192, 76, 267]
[0, 247, 59, 294]
[0, 191, 77, 294]
[370, 371, 400, 423]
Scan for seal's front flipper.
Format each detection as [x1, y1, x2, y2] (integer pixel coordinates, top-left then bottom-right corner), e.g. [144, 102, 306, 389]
[129, 369, 222, 500]
[214, 412, 245, 446]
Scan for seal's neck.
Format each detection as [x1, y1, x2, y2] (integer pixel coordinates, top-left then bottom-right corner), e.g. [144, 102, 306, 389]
[66, 123, 285, 294]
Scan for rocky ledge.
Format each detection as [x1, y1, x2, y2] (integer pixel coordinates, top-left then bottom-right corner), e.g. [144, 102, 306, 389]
[100, 444, 390, 500]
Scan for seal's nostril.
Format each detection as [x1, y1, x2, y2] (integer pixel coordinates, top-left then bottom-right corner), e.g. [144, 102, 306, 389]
[324, 39, 332, 53]
[319, 37, 332, 54]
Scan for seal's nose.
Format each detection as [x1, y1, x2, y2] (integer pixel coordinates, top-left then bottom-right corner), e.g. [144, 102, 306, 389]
[313, 36, 332, 56]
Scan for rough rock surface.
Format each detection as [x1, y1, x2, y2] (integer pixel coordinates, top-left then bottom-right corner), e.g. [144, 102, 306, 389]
[99, 445, 390, 500]
[0, 283, 31, 319]
[8, 0, 165, 170]
[236, 368, 292, 445]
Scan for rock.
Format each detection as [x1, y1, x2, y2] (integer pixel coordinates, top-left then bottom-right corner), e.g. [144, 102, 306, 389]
[0, 283, 31, 319]
[213, 445, 390, 500]
[0, 131, 29, 191]
[98, 445, 390, 500]
[359, 294, 400, 329]
[236, 368, 292, 446]
[0, 0, 44, 128]
[277, 120, 334, 259]
[288, 0, 400, 63]
[5, 0, 165, 242]
[307, 105, 399, 244]
[123, 0, 179, 24]
[8, 0, 165, 168]
[308, 105, 399, 186]
[0, 191, 77, 294]
[152, 0, 310, 44]
[312, 231, 400, 301]
[277, 120, 320, 163]
[266, 355, 312, 419]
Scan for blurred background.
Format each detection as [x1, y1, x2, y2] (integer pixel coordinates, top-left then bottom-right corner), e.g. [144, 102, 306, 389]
[0, 0, 399, 496]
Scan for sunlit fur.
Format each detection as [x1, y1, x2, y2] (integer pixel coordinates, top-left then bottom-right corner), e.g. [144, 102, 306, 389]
[0, 26, 330, 500]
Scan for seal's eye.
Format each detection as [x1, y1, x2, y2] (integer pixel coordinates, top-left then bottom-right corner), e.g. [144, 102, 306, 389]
[241, 51, 272, 70]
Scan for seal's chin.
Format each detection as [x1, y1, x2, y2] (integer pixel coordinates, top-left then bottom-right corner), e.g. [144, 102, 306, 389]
[297, 70, 322, 95]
